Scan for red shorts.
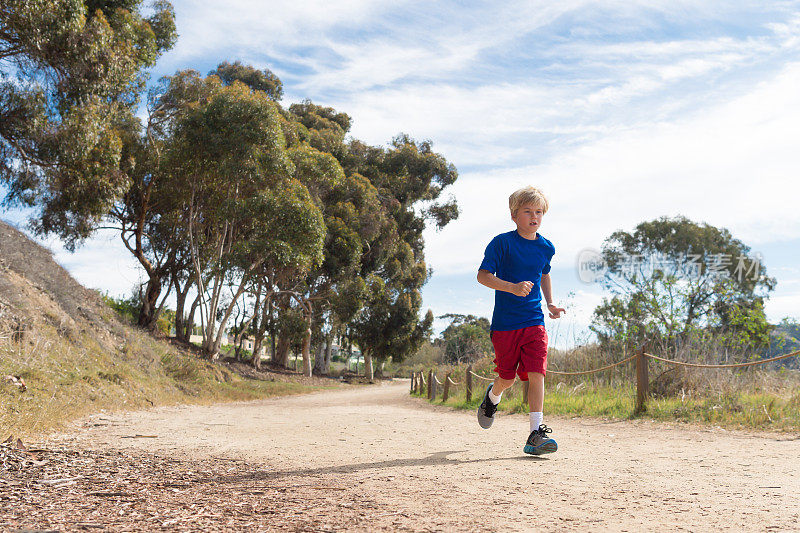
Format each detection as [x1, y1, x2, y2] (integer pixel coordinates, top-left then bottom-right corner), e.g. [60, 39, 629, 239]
[490, 325, 548, 380]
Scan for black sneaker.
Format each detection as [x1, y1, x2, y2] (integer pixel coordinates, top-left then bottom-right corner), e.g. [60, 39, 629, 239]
[524, 424, 557, 455]
[477, 385, 498, 429]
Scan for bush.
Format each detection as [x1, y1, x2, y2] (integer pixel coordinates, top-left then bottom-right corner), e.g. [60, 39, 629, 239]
[101, 292, 139, 325]
[102, 292, 175, 336]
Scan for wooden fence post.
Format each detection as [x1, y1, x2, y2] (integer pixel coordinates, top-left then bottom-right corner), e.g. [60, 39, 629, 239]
[427, 370, 433, 399]
[410, 372, 415, 394]
[635, 344, 649, 414]
[442, 372, 451, 403]
[431, 372, 438, 401]
[522, 379, 529, 406]
[466, 365, 473, 403]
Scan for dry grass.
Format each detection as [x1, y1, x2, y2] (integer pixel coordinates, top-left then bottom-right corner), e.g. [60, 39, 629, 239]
[0, 219, 342, 439]
[0, 317, 328, 438]
[412, 347, 800, 431]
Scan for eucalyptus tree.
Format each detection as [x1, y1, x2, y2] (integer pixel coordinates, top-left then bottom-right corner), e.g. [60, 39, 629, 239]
[98, 69, 215, 330]
[0, 0, 185, 330]
[0, 0, 176, 247]
[278, 101, 399, 375]
[210, 61, 283, 101]
[591, 216, 776, 358]
[106, 63, 286, 331]
[168, 79, 324, 359]
[438, 314, 492, 364]
[344, 135, 459, 379]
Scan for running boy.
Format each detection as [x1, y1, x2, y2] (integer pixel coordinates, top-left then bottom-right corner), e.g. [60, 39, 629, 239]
[476, 186, 565, 455]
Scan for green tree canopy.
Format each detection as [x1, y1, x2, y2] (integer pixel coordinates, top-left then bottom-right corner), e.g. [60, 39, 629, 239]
[166, 75, 324, 358]
[591, 216, 776, 359]
[209, 60, 283, 101]
[437, 314, 492, 364]
[0, 0, 177, 245]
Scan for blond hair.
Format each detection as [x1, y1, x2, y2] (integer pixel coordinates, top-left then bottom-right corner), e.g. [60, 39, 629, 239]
[509, 186, 549, 215]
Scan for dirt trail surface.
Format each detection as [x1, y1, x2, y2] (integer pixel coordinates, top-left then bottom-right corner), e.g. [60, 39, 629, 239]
[10, 381, 800, 532]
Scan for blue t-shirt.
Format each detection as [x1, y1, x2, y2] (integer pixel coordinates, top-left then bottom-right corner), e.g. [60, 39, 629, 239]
[479, 230, 555, 331]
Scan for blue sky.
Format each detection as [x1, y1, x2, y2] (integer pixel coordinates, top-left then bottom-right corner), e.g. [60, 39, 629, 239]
[5, 1, 800, 347]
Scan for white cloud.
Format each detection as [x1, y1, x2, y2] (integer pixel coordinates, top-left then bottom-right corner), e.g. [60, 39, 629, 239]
[41, 230, 144, 299]
[765, 275, 800, 322]
[159, 0, 391, 67]
[423, 60, 800, 278]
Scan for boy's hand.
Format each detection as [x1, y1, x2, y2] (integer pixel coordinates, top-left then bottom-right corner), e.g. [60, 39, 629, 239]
[547, 303, 565, 319]
[511, 281, 534, 297]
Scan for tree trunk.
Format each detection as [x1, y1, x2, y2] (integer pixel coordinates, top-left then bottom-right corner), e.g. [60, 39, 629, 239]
[137, 276, 162, 330]
[182, 293, 200, 342]
[173, 277, 192, 342]
[364, 352, 374, 381]
[313, 338, 326, 375]
[234, 333, 244, 361]
[174, 282, 187, 340]
[268, 297, 276, 360]
[235, 286, 263, 362]
[273, 333, 290, 367]
[323, 332, 333, 374]
[301, 327, 312, 377]
[252, 336, 264, 370]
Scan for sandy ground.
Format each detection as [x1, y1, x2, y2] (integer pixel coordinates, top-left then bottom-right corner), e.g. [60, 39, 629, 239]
[44, 380, 800, 532]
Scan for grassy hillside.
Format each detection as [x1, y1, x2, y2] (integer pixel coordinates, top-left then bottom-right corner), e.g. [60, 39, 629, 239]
[0, 221, 333, 438]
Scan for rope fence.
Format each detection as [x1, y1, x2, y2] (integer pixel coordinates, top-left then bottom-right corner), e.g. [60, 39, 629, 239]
[547, 353, 638, 376]
[644, 349, 800, 369]
[410, 344, 800, 412]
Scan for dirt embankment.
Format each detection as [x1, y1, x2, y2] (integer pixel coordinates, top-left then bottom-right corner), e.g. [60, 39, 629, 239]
[4, 381, 799, 532]
[0, 219, 341, 438]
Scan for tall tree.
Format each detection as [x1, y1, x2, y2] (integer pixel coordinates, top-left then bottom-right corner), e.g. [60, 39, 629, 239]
[345, 135, 459, 379]
[102, 69, 213, 330]
[591, 216, 776, 359]
[168, 79, 324, 359]
[0, 0, 176, 246]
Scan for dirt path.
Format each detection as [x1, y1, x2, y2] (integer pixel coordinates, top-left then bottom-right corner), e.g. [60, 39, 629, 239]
[40, 381, 800, 531]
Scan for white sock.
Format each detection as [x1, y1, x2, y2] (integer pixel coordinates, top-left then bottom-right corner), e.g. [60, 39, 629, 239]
[488, 385, 502, 405]
[530, 412, 543, 432]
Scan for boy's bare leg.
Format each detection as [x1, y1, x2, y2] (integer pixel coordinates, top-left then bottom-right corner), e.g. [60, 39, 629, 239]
[491, 377, 516, 396]
[527, 372, 544, 413]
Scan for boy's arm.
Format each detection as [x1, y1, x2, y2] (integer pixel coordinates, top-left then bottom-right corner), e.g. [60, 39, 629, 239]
[540, 273, 565, 319]
[477, 269, 533, 297]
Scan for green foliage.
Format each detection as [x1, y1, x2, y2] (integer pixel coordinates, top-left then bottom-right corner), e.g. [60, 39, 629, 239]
[289, 99, 351, 158]
[0, 0, 177, 247]
[156, 308, 176, 336]
[210, 60, 283, 100]
[417, 353, 800, 431]
[101, 292, 140, 324]
[437, 314, 492, 364]
[591, 216, 775, 359]
[351, 275, 434, 365]
[276, 305, 308, 353]
[1, 17, 461, 370]
[102, 291, 173, 335]
[768, 318, 800, 366]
